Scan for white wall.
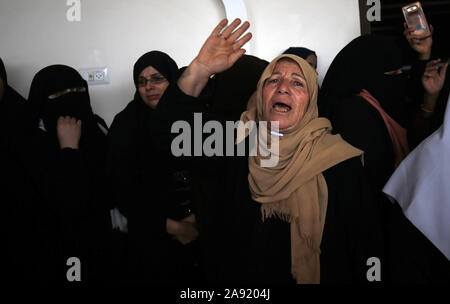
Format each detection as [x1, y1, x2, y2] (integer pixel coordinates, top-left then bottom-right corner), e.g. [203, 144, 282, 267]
[244, 0, 361, 83]
[0, 0, 361, 126]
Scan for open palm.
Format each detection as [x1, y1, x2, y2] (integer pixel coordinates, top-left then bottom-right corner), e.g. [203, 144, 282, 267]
[195, 19, 252, 76]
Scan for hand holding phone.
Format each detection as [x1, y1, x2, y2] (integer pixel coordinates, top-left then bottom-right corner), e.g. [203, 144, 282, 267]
[402, 2, 431, 37]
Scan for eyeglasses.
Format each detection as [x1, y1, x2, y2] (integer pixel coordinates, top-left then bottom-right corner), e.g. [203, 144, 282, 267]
[137, 74, 167, 87]
[48, 87, 86, 99]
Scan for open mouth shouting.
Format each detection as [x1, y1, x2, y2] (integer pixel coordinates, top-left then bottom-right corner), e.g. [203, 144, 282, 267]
[272, 101, 292, 113]
[261, 58, 310, 133]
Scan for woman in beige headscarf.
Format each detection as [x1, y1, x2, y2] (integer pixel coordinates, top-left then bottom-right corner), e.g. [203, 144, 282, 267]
[178, 18, 385, 284]
[239, 53, 366, 283]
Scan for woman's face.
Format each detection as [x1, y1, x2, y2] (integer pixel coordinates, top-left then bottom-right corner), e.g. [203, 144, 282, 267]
[262, 59, 310, 133]
[137, 66, 169, 109]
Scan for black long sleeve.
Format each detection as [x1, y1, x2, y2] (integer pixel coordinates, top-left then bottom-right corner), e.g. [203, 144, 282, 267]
[107, 82, 209, 236]
[330, 95, 395, 194]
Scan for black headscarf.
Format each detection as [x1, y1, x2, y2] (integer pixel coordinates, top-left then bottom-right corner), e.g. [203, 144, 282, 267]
[1, 57, 35, 282]
[28, 65, 94, 137]
[320, 35, 408, 122]
[133, 51, 178, 89]
[0, 57, 7, 85]
[0, 57, 27, 107]
[26, 64, 110, 161]
[0, 57, 28, 148]
[283, 47, 316, 60]
[128, 51, 180, 147]
[132, 49, 177, 110]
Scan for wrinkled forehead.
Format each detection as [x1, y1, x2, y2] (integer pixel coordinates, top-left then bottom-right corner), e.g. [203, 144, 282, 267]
[271, 58, 304, 76]
[261, 55, 314, 84]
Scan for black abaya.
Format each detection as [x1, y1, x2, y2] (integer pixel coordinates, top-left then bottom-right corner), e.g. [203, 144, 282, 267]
[320, 35, 450, 283]
[193, 145, 384, 284]
[106, 51, 210, 283]
[1, 57, 39, 281]
[19, 64, 113, 283]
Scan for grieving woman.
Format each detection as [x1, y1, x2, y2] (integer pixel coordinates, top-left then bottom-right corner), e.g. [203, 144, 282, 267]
[23, 65, 112, 282]
[177, 19, 385, 284]
[107, 51, 208, 283]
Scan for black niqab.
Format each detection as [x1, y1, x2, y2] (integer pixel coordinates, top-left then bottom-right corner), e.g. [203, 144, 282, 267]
[24, 64, 111, 282]
[320, 35, 408, 123]
[28, 65, 93, 137]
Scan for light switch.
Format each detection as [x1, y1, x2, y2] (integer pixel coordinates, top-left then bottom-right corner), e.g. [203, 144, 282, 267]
[78, 67, 109, 85]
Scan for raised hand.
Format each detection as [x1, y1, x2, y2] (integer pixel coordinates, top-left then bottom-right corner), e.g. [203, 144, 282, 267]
[194, 18, 251, 77]
[178, 18, 252, 97]
[421, 59, 448, 117]
[403, 23, 433, 60]
[57, 116, 82, 149]
[422, 59, 448, 96]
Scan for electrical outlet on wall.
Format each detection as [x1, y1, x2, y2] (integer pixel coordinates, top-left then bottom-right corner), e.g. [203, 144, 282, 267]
[78, 67, 109, 85]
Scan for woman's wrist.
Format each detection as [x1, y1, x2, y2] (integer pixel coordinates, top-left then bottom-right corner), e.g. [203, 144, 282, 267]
[59, 141, 79, 150]
[190, 58, 214, 81]
[177, 58, 211, 98]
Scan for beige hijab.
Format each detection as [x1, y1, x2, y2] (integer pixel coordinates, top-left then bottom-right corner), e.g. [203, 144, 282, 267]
[239, 54, 363, 283]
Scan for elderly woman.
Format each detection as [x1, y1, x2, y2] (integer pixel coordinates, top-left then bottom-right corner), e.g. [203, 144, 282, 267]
[178, 19, 384, 284]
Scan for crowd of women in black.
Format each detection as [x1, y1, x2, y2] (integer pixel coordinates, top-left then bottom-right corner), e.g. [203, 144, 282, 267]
[2, 18, 449, 284]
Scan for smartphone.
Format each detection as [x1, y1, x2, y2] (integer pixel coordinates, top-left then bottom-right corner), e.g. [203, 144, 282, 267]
[402, 2, 430, 36]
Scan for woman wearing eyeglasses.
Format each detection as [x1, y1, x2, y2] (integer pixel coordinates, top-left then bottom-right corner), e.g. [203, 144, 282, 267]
[106, 51, 212, 283]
